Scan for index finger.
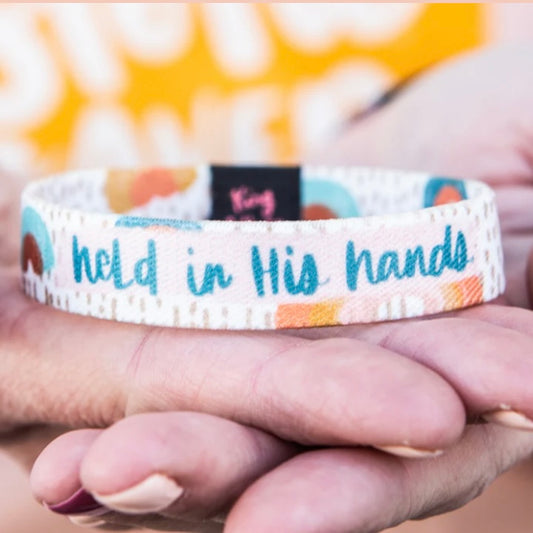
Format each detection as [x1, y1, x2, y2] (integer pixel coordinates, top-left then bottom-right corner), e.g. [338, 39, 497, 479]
[310, 305, 533, 430]
[1, 269, 465, 451]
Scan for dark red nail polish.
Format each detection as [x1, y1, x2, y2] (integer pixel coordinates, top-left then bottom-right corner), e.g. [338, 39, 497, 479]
[46, 488, 103, 515]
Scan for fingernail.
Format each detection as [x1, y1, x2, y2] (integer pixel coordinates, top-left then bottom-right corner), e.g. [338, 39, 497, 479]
[68, 513, 108, 528]
[482, 407, 533, 430]
[212, 512, 228, 524]
[92, 474, 184, 515]
[46, 488, 103, 515]
[375, 445, 444, 459]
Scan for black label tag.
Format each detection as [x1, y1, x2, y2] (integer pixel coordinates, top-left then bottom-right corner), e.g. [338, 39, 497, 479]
[210, 165, 301, 221]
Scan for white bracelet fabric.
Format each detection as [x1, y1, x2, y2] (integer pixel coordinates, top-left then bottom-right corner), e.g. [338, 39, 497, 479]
[21, 166, 504, 330]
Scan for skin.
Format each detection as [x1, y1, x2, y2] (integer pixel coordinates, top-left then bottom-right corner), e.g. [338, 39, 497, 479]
[8, 42, 533, 531]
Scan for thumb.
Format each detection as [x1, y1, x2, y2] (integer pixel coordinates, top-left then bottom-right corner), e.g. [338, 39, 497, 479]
[226, 425, 533, 533]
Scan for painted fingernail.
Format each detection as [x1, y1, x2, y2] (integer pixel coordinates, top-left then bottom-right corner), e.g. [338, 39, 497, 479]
[375, 445, 444, 459]
[482, 407, 533, 431]
[46, 488, 103, 515]
[92, 474, 184, 515]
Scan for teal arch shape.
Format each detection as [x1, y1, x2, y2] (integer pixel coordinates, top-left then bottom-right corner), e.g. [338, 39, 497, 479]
[116, 216, 202, 231]
[21, 206, 55, 272]
[302, 180, 359, 218]
[423, 177, 467, 208]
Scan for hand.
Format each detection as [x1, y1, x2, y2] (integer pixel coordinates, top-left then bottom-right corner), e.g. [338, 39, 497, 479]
[314, 42, 533, 309]
[29, 304, 533, 532]
[0, 178, 470, 530]
[18, 42, 533, 531]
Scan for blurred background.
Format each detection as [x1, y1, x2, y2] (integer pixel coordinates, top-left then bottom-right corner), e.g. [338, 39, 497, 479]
[2, 3, 533, 532]
[2, 3, 533, 176]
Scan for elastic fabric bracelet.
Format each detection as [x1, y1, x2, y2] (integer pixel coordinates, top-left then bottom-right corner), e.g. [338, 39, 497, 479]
[21, 165, 504, 330]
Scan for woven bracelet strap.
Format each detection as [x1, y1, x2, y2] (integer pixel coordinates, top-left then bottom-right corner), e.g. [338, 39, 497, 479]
[21, 166, 504, 330]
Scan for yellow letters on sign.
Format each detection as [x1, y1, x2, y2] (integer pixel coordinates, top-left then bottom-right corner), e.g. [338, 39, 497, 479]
[0, 4, 484, 173]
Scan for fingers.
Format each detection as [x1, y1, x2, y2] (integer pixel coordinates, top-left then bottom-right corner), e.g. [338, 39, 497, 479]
[32, 412, 295, 531]
[31, 430, 114, 529]
[226, 425, 533, 533]
[228, 448, 407, 533]
[31, 429, 101, 510]
[2, 271, 466, 450]
[338, 310, 533, 428]
[83, 412, 295, 519]
[453, 303, 533, 335]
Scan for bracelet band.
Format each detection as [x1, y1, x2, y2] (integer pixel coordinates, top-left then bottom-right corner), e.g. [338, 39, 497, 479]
[21, 166, 504, 330]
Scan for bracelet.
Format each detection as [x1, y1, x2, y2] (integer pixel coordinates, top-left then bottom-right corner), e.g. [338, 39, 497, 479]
[21, 165, 504, 330]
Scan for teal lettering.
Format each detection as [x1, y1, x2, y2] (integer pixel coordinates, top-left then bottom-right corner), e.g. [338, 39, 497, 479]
[134, 240, 157, 295]
[428, 225, 451, 276]
[111, 239, 134, 290]
[345, 243, 376, 291]
[72, 236, 156, 294]
[346, 225, 469, 291]
[251, 246, 279, 297]
[452, 231, 468, 271]
[73, 236, 97, 284]
[187, 262, 233, 296]
[402, 246, 426, 278]
[376, 251, 401, 282]
[251, 245, 326, 297]
[283, 246, 319, 295]
[95, 249, 112, 281]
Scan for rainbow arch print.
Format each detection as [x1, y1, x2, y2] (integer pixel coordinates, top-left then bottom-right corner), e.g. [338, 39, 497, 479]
[423, 177, 467, 208]
[21, 207, 54, 276]
[105, 168, 198, 213]
[302, 179, 359, 220]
